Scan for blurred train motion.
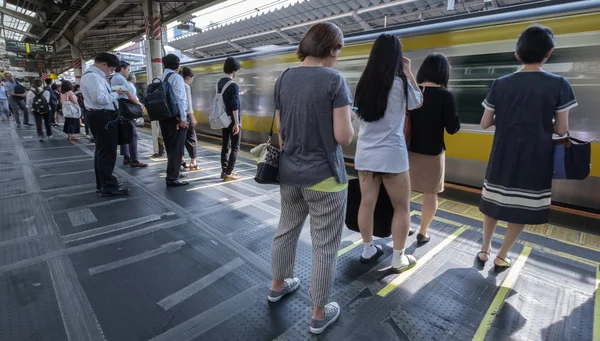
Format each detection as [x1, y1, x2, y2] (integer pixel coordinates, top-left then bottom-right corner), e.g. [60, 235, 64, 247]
[134, 2, 600, 211]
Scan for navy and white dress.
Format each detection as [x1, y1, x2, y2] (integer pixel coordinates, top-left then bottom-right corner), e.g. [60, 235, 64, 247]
[479, 72, 577, 224]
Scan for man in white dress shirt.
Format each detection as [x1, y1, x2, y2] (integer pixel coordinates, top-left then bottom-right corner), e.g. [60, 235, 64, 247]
[159, 54, 189, 187]
[81, 52, 130, 196]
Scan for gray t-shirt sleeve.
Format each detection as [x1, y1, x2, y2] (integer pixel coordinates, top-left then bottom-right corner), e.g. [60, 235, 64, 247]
[330, 73, 353, 109]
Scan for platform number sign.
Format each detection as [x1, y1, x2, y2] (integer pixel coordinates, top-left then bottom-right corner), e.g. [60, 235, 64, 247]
[5, 40, 55, 55]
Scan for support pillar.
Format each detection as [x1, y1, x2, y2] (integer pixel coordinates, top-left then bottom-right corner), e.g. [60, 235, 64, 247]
[70, 45, 83, 84]
[144, 0, 164, 156]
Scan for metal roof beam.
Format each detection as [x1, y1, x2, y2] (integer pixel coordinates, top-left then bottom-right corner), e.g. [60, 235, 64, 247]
[73, 0, 126, 43]
[227, 40, 247, 52]
[276, 28, 296, 44]
[0, 6, 44, 28]
[87, 27, 142, 35]
[2, 24, 37, 38]
[352, 11, 372, 30]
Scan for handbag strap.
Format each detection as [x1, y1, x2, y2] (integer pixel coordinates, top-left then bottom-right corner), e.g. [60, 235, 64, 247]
[269, 68, 291, 138]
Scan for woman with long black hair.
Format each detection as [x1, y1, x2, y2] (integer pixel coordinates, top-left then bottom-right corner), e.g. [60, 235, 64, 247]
[353, 34, 422, 273]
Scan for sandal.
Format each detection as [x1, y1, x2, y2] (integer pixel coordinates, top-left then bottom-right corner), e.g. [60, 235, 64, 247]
[494, 256, 512, 273]
[359, 245, 384, 264]
[181, 162, 189, 169]
[391, 254, 417, 274]
[189, 164, 201, 171]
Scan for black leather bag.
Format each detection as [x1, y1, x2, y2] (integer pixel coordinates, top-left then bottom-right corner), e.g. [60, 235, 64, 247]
[117, 117, 133, 145]
[254, 68, 290, 185]
[345, 178, 393, 238]
[553, 133, 593, 180]
[118, 98, 143, 119]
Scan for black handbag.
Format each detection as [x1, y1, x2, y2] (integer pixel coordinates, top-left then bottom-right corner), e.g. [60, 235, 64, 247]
[553, 132, 593, 180]
[117, 117, 133, 146]
[254, 68, 290, 185]
[345, 178, 393, 238]
[118, 98, 143, 119]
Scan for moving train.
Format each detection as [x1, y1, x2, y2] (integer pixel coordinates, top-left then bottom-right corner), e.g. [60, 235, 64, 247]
[134, 1, 600, 211]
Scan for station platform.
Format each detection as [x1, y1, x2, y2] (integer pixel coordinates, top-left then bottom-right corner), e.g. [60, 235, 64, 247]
[0, 121, 598, 341]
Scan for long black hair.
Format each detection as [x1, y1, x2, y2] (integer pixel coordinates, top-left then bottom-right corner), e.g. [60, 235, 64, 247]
[354, 34, 408, 122]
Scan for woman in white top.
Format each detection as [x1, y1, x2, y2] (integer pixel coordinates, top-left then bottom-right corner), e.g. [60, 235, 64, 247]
[353, 34, 423, 273]
[180, 66, 200, 170]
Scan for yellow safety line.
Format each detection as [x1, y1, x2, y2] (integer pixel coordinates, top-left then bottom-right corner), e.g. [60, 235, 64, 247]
[377, 225, 468, 297]
[338, 240, 363, 257]
[594, 267, 600, 341]
[472, 247, 532, 341]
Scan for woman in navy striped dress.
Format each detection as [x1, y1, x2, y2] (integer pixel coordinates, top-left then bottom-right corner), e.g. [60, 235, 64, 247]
[477, 25, 576, 271]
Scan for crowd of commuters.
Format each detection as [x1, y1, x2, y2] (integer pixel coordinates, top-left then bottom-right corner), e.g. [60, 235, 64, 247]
[1, 20, 575, 335]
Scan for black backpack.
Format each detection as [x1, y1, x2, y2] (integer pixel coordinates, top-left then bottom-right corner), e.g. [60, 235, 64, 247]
[13, 82, 26, 100]
[32, 90, 50, 116]
[143, 73, 180, 121]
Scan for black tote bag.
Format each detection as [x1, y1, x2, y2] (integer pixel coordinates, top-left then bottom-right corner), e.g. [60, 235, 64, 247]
[345, 178, 393, 238]
[118, 98, 144, 119]
[553, 133, 593, 180]
[117, 117, 133, 146]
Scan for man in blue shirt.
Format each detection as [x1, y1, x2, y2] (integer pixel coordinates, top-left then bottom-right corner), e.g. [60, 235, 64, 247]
[158, 54, 189, 187]
[111, 61, 147, 168]
[0, 80, 9, 121]
[4, 72, 31, 126]
[81, 52, 130, 197]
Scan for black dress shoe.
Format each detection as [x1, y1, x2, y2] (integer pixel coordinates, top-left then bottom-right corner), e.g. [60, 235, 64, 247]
[100, 187, 130, 197]
[167, 179, 189, 187]
[96, 182, 123, 193]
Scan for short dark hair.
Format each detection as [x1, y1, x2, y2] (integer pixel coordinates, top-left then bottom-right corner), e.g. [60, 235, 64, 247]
[181, 66, 195, 79]
[44, 78, 52, 86]
[32, 79, 42, 88]
[73, 84, 80, 91]
[516, 25, 555, 64]
[61, 80, 73, 94]
[297, 22, 344, 61]
[163, 54, 180, 70]
[223, 57, 240, 74]
[94, 52, 120, 67]
[416, 52, 451, 88]
[116, 61, 130, 73]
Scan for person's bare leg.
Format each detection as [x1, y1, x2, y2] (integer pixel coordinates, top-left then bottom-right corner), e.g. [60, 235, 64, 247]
[495, 223, 525, 265]
[382, 172, 413, 269]
[479, 214, 498, 261]
[419, 193, 438, 236]
[357, 171, 382, 259]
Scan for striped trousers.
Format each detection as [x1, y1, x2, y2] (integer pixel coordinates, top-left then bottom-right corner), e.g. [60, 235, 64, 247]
[271, 184, 347, 307]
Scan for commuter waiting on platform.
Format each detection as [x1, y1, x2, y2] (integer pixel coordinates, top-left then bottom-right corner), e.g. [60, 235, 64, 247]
[4, 72, 31, 127]
[112, 61, 148, 168]
[477, 25, 575, 271]
[353, 34, 422, 272]
[407, 53, 460, 244]
[51, 83, 62, 126]
[159, 54, 189, 187]
[180, 66, 200, 171]
[26, 79, 53, 141]
[60, 80, 81, 141]
[218, 57, 243, 181]
[44, 78, 59, 127]
[74, 84, 92, 142]
[0, 80, 9, 121]
[269, 22, 355, 335]
[81, 52, 130, 197]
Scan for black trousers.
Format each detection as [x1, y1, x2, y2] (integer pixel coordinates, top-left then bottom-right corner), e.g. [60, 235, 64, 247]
[185, 126, 197, 159]
[159, 117, 187, 183]
[34, 112, 52, 138]
[49, 103, 56, 124]
[87, 110, 119, 190]
[221, 125, 241, 175]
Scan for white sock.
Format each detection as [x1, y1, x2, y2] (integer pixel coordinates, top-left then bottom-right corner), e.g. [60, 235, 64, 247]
[362, 242, 377, 259]
[391, 248, 408, 269]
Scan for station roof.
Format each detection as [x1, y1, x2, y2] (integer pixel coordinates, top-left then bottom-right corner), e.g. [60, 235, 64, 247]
[168, 0, 546, 59]
[3, 0, 224, 72]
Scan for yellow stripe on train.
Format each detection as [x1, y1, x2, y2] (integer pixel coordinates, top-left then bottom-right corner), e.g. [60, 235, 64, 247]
[192, 110, 600, 178]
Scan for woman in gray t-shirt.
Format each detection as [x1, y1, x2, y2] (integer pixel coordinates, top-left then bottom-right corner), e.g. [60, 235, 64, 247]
[268, 22, 355, 335]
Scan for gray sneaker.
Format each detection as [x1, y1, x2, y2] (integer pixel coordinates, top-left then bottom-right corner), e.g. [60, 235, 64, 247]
[267, 277, 300, 302]
[310, 302, 341, 335]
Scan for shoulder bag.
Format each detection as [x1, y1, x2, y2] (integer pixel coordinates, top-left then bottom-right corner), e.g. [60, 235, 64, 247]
[553, 132, 593, 180]
[345, 178, 393, 238]
[253, 68, 290, 184]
